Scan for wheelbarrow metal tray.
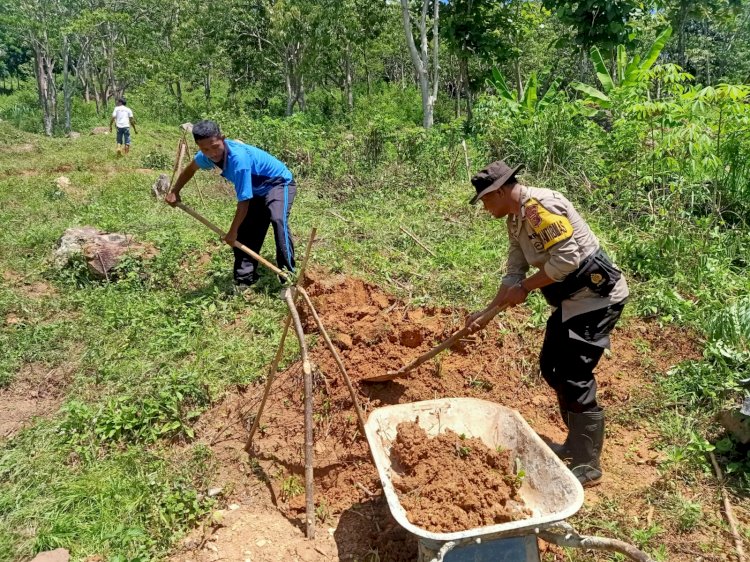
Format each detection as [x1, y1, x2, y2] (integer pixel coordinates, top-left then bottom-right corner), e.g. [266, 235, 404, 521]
[364, 397, 584, 543]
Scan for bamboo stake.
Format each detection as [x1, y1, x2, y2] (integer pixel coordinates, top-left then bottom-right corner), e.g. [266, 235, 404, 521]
[170, 138, 181, 185]
[285, 287, 315, 539]
[399, 225, 437, 258]
[245, 228, 317, 452]
[174, 202, 289, 280]
[297, 288, 368, 442]
[709, 451, 747, 562]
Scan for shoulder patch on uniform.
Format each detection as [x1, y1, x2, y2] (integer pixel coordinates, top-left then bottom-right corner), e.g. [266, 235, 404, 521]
[524, 198, 573, 250]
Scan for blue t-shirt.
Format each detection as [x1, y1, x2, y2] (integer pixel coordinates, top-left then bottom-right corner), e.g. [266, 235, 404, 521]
[195, 139, 293, 201]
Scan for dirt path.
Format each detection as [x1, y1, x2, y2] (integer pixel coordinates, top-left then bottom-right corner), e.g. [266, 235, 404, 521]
[169, 272, 728, 562]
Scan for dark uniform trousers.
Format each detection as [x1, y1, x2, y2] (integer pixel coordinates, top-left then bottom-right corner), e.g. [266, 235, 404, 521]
[539, 300, 627, 413]
[234, 180, 296, 284]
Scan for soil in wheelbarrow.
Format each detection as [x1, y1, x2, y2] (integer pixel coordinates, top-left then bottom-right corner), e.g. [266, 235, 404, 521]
[391, 421, 531, 533]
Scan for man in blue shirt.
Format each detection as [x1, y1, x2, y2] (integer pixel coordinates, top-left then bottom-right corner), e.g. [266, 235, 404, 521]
[166, 120, 296, 288]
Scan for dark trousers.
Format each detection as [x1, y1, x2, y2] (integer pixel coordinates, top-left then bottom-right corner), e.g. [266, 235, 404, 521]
[539, 301, 626, 413]
[234, 180, 296, 284]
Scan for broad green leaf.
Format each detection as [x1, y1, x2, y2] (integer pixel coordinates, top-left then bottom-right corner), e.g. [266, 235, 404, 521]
[489, 67, 515, 101]
[538, 77, 562, 111]
[590, 46, 615, 93]
[624, 54, 642, 86]
[571, 81, 612, 108]
[523, 72, 538, 111]
[616, 44, 627, 83]
[640, 25, 673, 72]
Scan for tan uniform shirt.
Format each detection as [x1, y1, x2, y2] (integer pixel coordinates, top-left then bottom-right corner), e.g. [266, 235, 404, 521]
[502, 185, 629, 324]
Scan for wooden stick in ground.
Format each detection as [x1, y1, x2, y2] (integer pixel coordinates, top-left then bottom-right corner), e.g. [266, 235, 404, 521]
[297, 287, 368, 443]
[363, 304, 507, 383]
[399, 225, 437, 258]
[170, 137, 183, 185]
[709, 451, 747, 562]
[245, 228, 317, 452]
[175, 202, 290, 281]
[284, 287, 315, 539]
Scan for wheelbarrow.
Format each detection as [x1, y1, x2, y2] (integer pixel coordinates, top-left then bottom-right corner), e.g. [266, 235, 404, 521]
[364, 397, 584, 562]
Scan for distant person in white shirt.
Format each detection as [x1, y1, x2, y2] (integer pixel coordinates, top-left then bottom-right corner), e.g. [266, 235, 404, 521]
[109, 98, 137, 155]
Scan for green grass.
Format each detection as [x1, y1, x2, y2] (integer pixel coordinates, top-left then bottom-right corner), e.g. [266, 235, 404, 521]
[0, 117, 747, 561]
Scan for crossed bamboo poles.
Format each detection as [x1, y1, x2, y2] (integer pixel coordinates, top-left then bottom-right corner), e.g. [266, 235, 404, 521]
[173, 202, 367, 540]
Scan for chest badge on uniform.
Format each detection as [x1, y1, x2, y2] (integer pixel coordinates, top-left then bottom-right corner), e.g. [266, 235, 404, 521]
[590, 273, 604, 285]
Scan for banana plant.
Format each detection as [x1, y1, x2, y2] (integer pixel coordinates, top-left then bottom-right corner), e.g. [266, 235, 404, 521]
[486, 68, 562, 114]
[572, 25, 673, 111]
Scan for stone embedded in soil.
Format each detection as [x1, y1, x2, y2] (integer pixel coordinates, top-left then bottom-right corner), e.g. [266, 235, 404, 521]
[30, 549, 70, 562]
[151, 174, 170, 199]
[390, 421, 530, 533]
[54, 226, 154, 279]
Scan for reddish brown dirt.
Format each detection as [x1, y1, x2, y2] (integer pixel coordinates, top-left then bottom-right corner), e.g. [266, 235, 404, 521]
[2, 271, 57, 299]
[171, 271, 732, 562]
[0, 362, 73, 439]
[390, 421, 529, 533]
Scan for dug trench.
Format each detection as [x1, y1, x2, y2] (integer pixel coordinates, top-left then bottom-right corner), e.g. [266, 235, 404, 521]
[172, 271, 723, 562]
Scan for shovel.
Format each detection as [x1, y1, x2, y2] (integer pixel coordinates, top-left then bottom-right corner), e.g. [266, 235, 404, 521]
[361, 303, 509, 383]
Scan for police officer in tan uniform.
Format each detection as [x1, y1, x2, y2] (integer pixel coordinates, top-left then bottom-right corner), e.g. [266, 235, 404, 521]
[465, 160, 628, 487]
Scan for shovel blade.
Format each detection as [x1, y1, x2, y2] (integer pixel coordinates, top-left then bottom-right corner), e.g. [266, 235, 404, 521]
[361, 371, 405, 383]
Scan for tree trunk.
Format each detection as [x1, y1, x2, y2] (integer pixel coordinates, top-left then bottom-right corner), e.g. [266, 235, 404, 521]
[92, 71, 101, 114]
[344, 46, 353, 110]
[76, 62, 90, 104]
[104, 30, 118, 100]
[363, 42, 371, 96]
[32, 42, 55, 137]
[400, 0, 438, 129]
[430, 0, 439, 123]
[285, 67, 294, 116]
[676, 2, 688, 68]
[298, 75, 306, 111]
[175, 80, 183, 116]
[96, 69, 108, 110]
[284, 43, 306, 115]
[460, 55, 473, 121]
[62, 35, 72, 133]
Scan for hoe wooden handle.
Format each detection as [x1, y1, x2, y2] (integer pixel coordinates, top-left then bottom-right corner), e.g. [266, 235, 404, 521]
[175, 202, 289, 281]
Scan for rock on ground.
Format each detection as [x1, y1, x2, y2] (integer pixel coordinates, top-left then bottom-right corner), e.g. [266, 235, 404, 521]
[90, 126, 109, 135]
[55, 176, 71, 189]
[30, 548, 70, 562]
[67, 131, 81, 139]
[152, 174, 170, 200]
[54, 226, 154, 279]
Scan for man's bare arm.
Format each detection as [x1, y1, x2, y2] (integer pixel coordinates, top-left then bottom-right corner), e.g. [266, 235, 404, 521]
[165, 160, 200, 206]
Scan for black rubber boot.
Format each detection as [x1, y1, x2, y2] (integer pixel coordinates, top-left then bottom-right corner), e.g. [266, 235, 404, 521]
[549, 396, 572, 460]
[567, 410, 604, 487]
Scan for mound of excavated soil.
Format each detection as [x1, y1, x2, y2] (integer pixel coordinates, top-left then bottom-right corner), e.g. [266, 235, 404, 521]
[174, 270, 706, 562]
[391, 421, 530, 533]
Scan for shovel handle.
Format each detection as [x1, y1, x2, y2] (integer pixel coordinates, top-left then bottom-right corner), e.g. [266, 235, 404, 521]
[388, 304, 507, 377]
[175, 202, 289, 281]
